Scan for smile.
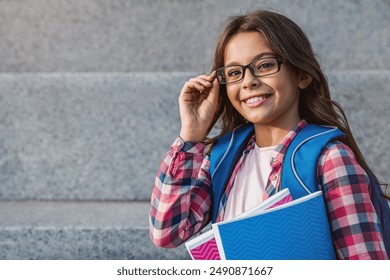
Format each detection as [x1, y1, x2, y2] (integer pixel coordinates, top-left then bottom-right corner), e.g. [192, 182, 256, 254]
[244, 94, 272, 107]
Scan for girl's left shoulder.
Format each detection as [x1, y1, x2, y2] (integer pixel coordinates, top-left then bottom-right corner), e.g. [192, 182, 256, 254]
[321, 141, 356, 159]
[319, 141, 365, 173]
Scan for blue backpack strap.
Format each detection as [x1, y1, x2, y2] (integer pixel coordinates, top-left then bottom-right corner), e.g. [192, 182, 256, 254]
[282, 123, 390, 255]
[209, 124, 254, 222]
[281, 124, 345, 199]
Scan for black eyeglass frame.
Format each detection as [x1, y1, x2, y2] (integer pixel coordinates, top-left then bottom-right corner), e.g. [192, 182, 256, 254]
[216, 57, 286, 85]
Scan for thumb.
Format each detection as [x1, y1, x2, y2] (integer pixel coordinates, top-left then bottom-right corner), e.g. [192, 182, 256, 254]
[206, 72, 220, 113]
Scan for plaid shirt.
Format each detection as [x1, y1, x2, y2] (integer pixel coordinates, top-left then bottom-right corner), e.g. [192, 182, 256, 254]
[149, 120, 388, 259]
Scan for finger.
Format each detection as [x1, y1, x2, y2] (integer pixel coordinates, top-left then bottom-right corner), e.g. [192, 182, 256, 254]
[192, 83, 205, 93]
[196, 71, 217, 82]
[189, 77, 212, 88]
[184, 81, 206, 93]
[206, 77, 220, 110]
[202, 71, 217, 82]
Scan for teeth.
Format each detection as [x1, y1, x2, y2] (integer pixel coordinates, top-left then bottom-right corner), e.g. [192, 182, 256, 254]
[245, 95, 269, 104]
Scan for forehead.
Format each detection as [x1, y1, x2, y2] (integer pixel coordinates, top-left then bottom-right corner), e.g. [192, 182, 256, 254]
[224, 32, 273, 65]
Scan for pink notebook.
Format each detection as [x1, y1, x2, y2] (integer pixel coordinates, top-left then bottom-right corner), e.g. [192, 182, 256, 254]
[185, 230, 221, 260]
[185, 188, 293, 260]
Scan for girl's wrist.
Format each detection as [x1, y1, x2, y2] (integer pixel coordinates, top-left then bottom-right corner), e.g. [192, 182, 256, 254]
[179, 130, 206, 143]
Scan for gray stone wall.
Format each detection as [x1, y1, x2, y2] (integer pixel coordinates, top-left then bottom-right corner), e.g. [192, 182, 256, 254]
[0, 0, 389, 259]
[0, 72, 389, 201]
[1, 0, 389, 73]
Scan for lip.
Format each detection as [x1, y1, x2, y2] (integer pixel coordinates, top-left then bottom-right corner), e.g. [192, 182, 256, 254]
[242, 94, 273, 108]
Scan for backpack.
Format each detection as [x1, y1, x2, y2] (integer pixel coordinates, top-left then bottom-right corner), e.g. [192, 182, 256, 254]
[209, 123, 390, 256]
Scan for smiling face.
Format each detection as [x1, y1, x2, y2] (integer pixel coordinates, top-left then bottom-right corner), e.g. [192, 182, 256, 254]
[224, 32, 308, 130]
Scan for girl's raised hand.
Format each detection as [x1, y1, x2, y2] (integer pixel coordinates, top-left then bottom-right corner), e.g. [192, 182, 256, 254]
[178, 71, 220, 142]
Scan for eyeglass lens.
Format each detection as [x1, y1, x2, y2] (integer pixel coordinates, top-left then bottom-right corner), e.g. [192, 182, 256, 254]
[217, 57, 280, 84]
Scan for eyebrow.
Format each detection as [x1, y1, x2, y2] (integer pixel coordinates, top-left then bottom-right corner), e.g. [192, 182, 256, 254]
[224, 52, 277, 67]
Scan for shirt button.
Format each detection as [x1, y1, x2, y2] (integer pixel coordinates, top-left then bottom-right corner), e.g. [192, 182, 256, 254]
[271, 174, 278, 181]
[271, 157, 278, 163]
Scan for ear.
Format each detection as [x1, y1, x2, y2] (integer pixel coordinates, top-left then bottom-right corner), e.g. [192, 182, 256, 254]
[298, 71, 313, 90]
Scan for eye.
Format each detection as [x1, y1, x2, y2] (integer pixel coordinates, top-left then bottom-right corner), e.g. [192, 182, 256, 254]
[227, 69, 242, 77]
[225, 66, 242, 77]
[257, 61, 275, 70]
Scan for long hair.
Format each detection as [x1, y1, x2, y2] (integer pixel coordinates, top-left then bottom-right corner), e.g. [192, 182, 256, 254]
[205, 10, 388, 195]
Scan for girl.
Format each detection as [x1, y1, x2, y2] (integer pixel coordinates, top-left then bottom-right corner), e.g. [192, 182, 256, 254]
[149, 10, 388, 259]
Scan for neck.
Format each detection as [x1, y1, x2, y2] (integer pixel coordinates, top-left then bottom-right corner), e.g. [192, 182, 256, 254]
[254, 120, 299, 147]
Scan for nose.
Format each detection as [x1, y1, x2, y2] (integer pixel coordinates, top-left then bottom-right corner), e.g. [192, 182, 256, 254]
[242, 67, 260, 89]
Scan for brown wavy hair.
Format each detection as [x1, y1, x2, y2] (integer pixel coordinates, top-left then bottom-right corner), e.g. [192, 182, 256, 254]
[205, 10, 388, 196]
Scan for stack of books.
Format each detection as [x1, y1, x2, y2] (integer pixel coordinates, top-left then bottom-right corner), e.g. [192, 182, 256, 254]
[185, 189, 336, 260]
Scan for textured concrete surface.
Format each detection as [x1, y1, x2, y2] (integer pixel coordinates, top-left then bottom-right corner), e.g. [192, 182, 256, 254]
[327, 70, 390, 185]
[0, 0, 389, 260]
[0, 201, 150, 228]
[0, 0, 389, 73]
[0, 201, 189, 259]
[0, 227, 189, 260]
[0, 71, 389, 201]
[0, 73, 184, 200]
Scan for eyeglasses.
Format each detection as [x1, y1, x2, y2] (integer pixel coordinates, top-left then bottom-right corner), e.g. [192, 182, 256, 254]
[216, 57, 285, 84]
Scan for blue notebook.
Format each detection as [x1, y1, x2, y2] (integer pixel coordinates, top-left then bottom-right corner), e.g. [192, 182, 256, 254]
[212, 191, 336, 260]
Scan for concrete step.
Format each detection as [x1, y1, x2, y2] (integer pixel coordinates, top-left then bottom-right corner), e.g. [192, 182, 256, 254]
[0, 198, 388, 260]
[0, 71, 389, 201]
[0, 0, 389, 72]
[0, 201, 189, 259]
[0, 72, 185, 200]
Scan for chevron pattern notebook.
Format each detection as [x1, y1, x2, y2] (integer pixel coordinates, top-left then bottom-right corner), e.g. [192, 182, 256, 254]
[185, 230, 221, 260]
[185, 189, 292, 260]
[212, 191, 336, 260]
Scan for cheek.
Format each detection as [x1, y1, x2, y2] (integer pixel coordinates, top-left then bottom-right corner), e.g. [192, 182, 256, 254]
[226, 86, 240, 103]
[225, 89, 244, 115]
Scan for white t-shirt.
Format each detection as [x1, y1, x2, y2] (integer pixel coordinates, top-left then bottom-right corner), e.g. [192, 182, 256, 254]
[223, 144, 276, 221]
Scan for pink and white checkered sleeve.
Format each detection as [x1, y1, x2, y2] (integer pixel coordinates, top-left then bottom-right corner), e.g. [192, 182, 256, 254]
[149, 137, 212, 248]
[318, 142, 388, 259]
